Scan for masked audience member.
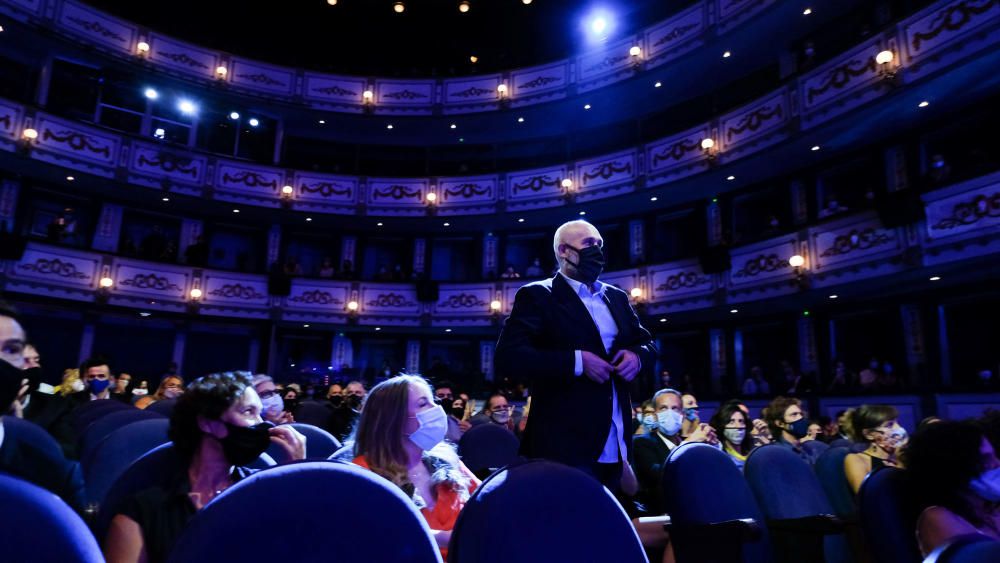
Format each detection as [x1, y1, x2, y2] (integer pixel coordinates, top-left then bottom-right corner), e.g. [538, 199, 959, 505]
[253, 374, 294, 425]
[681, 393, 700, 438]
[710, 400, 755, 471]
[634, 401, 656, 436]
[135, 376, 184, 410]
[763, 396, 820, 465]
[352, 375, 480, 559]
[105, 371, 305, 563]
[842, 405, 907, 493]
[330, 380, 367, 441]
[907, 420, 1000, 556]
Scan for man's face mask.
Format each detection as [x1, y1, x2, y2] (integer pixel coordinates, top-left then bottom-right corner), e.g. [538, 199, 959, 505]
[564, 243, 605, 286]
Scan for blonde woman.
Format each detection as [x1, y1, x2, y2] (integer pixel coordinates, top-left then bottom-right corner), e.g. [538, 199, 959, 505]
[134, 375, 184, 409]
[56, 368, 84, 396]
[351, 375, 480, 559]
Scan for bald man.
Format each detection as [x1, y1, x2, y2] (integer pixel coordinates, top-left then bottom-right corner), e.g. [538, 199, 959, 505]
[495, 220, 655, 491]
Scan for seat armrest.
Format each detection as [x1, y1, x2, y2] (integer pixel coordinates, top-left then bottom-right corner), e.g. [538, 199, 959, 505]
[767, 514, 843, 535]
[667, 518, 763, 543]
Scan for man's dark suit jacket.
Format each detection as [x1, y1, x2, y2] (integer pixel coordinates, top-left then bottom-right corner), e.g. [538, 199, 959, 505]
[631, 430, 677, 514]
[495, 273, 656, 467]
[0, 418, 85, 513]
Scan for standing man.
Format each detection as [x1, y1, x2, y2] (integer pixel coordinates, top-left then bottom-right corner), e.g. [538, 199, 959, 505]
[495, 220, 656, 492]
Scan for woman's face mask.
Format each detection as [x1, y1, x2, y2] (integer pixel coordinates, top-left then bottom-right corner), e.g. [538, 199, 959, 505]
[870, 422, 908, 454]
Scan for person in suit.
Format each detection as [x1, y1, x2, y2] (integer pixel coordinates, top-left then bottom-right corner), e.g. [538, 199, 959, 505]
[495, 220, 656, 493]
[632, 388, 716, 514]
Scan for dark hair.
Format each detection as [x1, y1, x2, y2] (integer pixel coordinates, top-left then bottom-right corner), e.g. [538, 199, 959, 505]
[848, 404, 899, 443]
[435, 381, 455, 394]
[0, 300, 22, 324]
[485, 392, 509, 411]
[762, 396, 802, 438]
[79, 356, 112, 375]
[710, 400, 754, 455]
[168, 371, 254, 461]
[903, 420, 989, 527]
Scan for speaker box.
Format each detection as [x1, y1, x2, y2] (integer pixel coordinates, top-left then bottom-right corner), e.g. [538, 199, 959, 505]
[876, 189, 926, 228]
[699, 246, 731, 274]
[415, 280, 439, 302]
[0, 234, 26, 260]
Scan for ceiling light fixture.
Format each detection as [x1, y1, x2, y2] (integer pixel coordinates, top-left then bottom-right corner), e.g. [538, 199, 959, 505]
[459, 1, 470, 13]
[248, 118, 259, 127]
[584, 103, 591, 110]
[723, 51, 732, 58]
[144, 88, 159, 100]
[811, 145, 821, 151]
[393, 2, 405, 13]
[803, 8, 812, 15]
[918, 100, 929, 108]
[727, 175, 736, 181]
[470, 55, 478, 63]
[229, 111, 240, 120]
[177, 99, 197, 115]
[654, 81, 662, 88]
[517, 117, 524, 123]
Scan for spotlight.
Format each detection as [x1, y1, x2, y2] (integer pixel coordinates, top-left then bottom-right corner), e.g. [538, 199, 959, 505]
[803, 8, 812, 15]
[445, 328, 452, 333]
[811, 145, 821, 151]
[459, 1, 470, 13]
[590, 16, 608, 35]
[232, 209, 240, 213]
[66, 176, 75, 181]
[450, 123, 457, 129]
[303, 324, 310, 328]
[727, 175, 736, 181]
[659, 318, 667, 323]
[318, 119, 326, 124]
[650, 196, 658, 202]
[654, 81, 662, 88]
[177, 99, 197, 115]
[918, 100, 929, 108]
[929, 276, 941, 281]
[153, 128, 166, 139]
[517, 117, 524, 123]
[306, 217, 313, 222]
[363, 90, 374, 102]
[248, 118, 259, 127]
[470, 55, 478, 63]
[723, 51, 732, 58]
[584, 103, 591, 110]
[375, 327, 381, 331]
[393, 2, 404, 13]
[144, 88, 159, 100]
[229, 111, 240, 120]
[386, 124, 394, 129]
[376, 222, 383, 227]
[443, 222, 450, 227]
[583, 8, 615, 42]
[517, 218, 525, 223]
[829, 294, 839, 299]
[162, 197, 170, 202]
[730, 308, 739, 314]
[579, 211, 586, 216]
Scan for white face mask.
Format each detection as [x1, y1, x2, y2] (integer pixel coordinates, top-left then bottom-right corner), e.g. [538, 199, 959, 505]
[261, 394, 284, 419]
[71, 379, 85, 392]
[657, 409, 683, 436]
[724, 428, 746, 445]
[408, 405, 448, 451]
[970, 467, 1000, 502]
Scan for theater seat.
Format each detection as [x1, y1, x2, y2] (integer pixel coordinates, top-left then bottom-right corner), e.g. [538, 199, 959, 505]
[801, 439, 829, 460]
[95, 442, 277, 546]
[457, 423, 521, 479]
[79, 408, 164, 467]
[924, 534, 1000, 563]
[858, 467, 922, 563]
[83, 418, 170, 507]
[264, 422, 341, 461]
[72, 399, 132, 430]
[448, 459, 647, 563]
[745, 445, 844, 563]
[815, 446, 863, 563]
[662, 442, 770, 563]
[828, 438, 852, 449]
[145, 398, 177, 417]
[293, 401, 335, 429]
[166, 462, 442, 563]
[0, 473, 103, 563]
[329, 442, 355, 462]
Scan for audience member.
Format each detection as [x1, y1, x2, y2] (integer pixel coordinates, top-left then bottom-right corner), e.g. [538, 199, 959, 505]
[22, 343, 40, 370]
[818, 415, 839, 443]
[135, 376, 184, 409]
[827, 360, 854, 393]
[471, 393, 517, 434]
[859, 358, 881, 390]
[634, 401, 656, 436]
[803, 421, 823, 442]
[351, 375, 480, 559]
[252, 374, 294, 425]
[111, 372, 133, 403]
[105, 371, 305, 563]
[906, 420, 1000, 556]
[818, 197, 849, 219]
[710, 400, 755, 471]
[318, 257, 336, 278]
[633, 389, 716, 514]
[843, 405, 906, 493]
[500, 264, 520, 279]
[741, 366, 770, 396]
[330, 380, 366, 441]
[326, 383, 344, 407]
[131, 380, 149, 397]
[751, 418, 773, 447]
[681, 393, 700, 438]
[78, 357, 116, 402]
[524, 257, 543, 278]
[434, 381, 470, 443]
[762, 396, 820, 464]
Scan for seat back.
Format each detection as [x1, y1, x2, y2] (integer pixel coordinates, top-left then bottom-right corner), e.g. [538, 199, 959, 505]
[927, 535, 1000, 563]
[166, 462, 442, 563]
[858, 467, 922, 563]
[745, 444, 834, 519]
[0, 473, 103, 563]
[449, 459, 647, 563]
[801, 439, 830, 460]
[457, 423, 521, 479]
[265, 422, 341, 461]
[79, 408, 164, 466]
[815, 446, 855, 518]
[828, 438, 852, 449]
[2, 416, 67, 461]
[72, 399, 131, 430]
[145, 398, 177, 417]
[83, 418, 170, 506]
[662, 442, 771, 563]
[293, 401, 334, 430]
[329, 442, 355, 463]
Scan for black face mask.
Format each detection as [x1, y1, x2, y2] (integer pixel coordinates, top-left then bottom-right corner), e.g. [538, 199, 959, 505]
[21, 366, 42, 396]
[450, 404, 466, 419]
[220, 421, 273, 466]
[328, 394, 344, 407]
[565, 244, 605, 286]
[0, 359, 23, 411]
[344, 394, 362, 411]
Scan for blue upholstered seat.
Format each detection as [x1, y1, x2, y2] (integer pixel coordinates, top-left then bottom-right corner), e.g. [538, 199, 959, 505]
[449, 459, 647, 563]
[858, 467, 922, 563]
[924, 534, 1000, 563]
[79, 408, 163, 467]
[83, 417, 170, 506]
[264, 422, 341, 461]
[457, 422, 521, 479]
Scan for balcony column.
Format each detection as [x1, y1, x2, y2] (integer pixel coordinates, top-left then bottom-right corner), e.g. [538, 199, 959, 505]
[709, 328, 727, 395]
[340, 236, 357, 273]
[35, 56, 53, 107]
[481, 340, 495, 382]
[797, 315, 819, 379]
[412, 238, 426, 277]
[706, 199, 723, 246]
[266, 224, 281, 269]
[331, 333, 354, 371]
[936, 305, 952, 388]
[900, 303, 928, 386]
[178, 219, 203, 263]
[790, 180, 809, 226]
[406, 339, 421, 375]
[171, 330, 186, 374]
[885, 145, 910, 193]
[483, 233, 499, 279]
[0, 178, 20, 233]
[629, 219, 645, 265]
[91, 204, 123, 254]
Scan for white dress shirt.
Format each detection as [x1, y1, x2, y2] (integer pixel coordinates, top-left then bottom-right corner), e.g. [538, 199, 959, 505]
[560, 273, 629, 464]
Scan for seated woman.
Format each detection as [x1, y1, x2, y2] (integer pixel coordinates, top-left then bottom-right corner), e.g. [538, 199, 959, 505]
[134, 375, 184, 409]
[843, 405, 907, 493]
[762, 396, 819, 464]
[352, 374, 480, 559]
[906, 420, 1000, 556]
[634, 400, 657, 436]
[710, 400, 755, 470]
[105, 371, 305, 563]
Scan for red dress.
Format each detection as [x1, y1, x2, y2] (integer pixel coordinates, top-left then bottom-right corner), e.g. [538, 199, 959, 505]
[353, 455, 480, 559]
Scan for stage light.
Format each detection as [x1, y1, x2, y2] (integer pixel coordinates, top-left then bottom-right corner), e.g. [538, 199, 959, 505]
[153, 128, 165, 139]
[582, 8, 615, 42]
[727, 175, 736, 181]
[590, 16, 608, 35]
[876, 50, 894, 65]
[248, 118, 259, 127]
[229, 111, 240, 120]
[144, 88, 159, 100]
[177, 99, 197, 115]
[918, 100, 929, 108]
[139, 312, 151, 317]
[394, 2, 404, 13]
[375, 327, 381, 331]
[459, 1, 470, 13]
[303, 324, 310, 328]
[723, 51, 732, 58]
[522, 0, 532, 4]
[811, 145, 821, 151]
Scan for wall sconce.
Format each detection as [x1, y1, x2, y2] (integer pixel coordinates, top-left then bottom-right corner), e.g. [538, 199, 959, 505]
[18, 127, 38, 153]
[490, 293, 503, 324]
[629, 45, 642, 69]
[97, 268, 114, 302]
[788, 254, 809, 288]
[136, 40, 150, 57]
[362, 88, 375, 114]
[346, 298, 360, 324]
[189, 287, 203, 301]
[215, 65, 228, 80]
[99, 276, 114, 289]
[561, 177, 575, 202]
[280, 185, 294, 208]
[497, 83, 510, 108]
[875, 49, 897, 81]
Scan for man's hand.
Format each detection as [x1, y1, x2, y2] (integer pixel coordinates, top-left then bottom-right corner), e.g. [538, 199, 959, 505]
[611, 349, 640, 382]
[269, 424, 307, 463]
[581, 351, 614, 384]
[683, 423, 717, 445]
